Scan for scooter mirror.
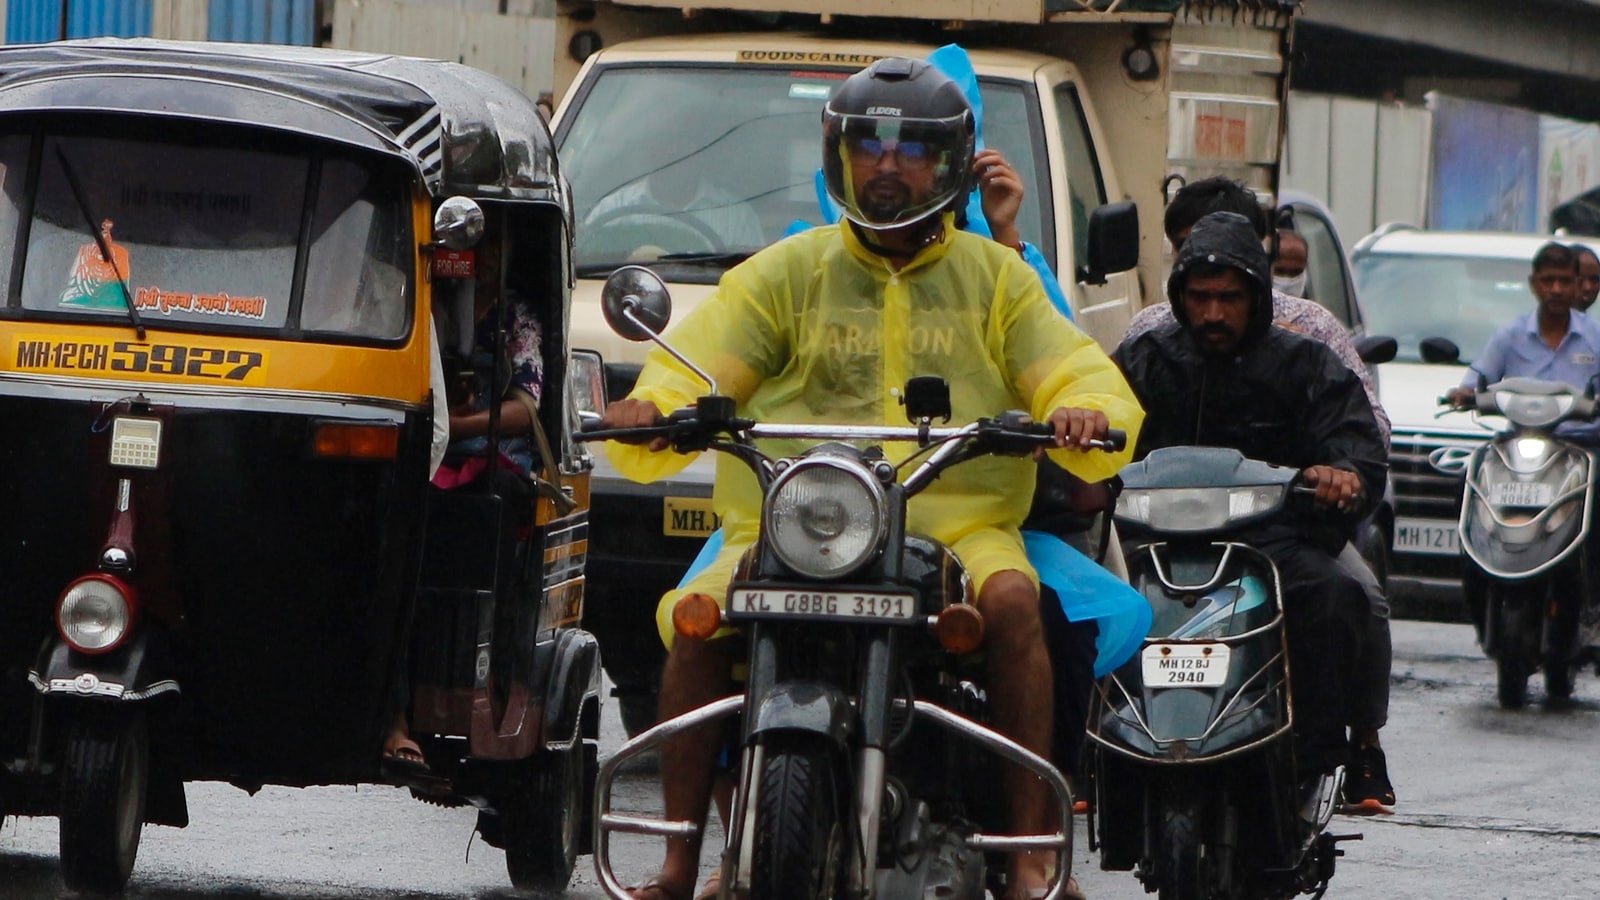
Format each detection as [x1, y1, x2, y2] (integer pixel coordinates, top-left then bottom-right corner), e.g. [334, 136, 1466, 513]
[1418, 336, 1461, 366]
[601, 265, 672, 342]
[432, 196, 485, 250]
[1355, 335, 1398, 365]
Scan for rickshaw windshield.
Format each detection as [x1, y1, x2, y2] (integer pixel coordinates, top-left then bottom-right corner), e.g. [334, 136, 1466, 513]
[0, 119, 413, 343]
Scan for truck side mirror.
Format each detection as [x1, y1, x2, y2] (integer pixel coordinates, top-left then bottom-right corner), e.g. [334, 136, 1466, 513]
[1078, 201, 1139, 286]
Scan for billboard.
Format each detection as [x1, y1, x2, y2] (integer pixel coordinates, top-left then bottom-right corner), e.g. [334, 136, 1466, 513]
[1428, 93, 1541, 232]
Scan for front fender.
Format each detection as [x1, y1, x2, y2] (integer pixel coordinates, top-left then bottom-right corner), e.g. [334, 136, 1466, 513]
[542, 628, 602, 748]
[748, 681, 853, 749]
[28, 630, 179, 702]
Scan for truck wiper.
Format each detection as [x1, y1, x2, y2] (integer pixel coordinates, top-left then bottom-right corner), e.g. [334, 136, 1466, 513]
[55, 146, 145, 340]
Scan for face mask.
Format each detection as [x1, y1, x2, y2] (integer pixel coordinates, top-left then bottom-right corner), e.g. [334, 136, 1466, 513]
[1273, 272, 1308, 297]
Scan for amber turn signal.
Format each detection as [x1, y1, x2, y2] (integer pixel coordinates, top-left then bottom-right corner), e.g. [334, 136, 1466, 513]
[313, 422, 400, 459]
[934, 604, 985, 654]
[672, 593, 723, 642]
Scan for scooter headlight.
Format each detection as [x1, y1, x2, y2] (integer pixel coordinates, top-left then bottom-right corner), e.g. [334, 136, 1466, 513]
[765, 457, 886, 578]
[1117, 485, 1286, 533]
[57, 575, 136, 654]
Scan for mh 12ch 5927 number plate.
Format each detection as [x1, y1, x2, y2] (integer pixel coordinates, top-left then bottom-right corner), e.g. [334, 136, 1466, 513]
[728, 588, 919, 623]
[1141, 643, 1231, 688]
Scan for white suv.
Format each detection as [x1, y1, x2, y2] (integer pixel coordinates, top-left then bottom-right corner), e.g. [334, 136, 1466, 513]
[1350, 227, 1571, 614]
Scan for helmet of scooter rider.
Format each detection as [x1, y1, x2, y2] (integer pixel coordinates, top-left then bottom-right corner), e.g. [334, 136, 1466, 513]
[1166, 210, 1275, 346]
[822, 58, 975, 232]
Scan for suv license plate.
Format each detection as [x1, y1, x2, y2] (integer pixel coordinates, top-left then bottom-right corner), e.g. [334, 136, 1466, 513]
[728, 589, 919, 622]
[1142, 643, 1231, 688]
[1394, 517, 1460, 556]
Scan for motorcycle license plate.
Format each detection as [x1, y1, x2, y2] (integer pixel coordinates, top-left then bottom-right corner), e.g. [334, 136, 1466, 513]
[727, 588, 919, 622]
[1488, 481, 1555, 506]
[1141, 643, 1231, 688]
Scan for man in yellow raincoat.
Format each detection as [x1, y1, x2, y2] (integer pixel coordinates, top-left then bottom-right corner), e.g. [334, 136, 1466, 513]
[603, 57, 1143, 900]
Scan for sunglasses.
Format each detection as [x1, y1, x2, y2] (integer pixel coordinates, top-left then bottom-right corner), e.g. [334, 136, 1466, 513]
[848, 136, 935, 169]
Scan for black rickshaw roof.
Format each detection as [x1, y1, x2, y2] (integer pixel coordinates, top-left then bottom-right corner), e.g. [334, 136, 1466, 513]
[0, 37, 563, 205]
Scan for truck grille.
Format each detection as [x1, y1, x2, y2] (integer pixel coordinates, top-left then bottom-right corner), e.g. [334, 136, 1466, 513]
[1389, 431, 1480, 580]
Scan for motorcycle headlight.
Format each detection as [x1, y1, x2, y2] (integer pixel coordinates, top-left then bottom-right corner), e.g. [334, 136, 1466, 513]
[765, 457, 886, 578]
[57, 575, 136, 654]
[1118, 485, 1286, 533]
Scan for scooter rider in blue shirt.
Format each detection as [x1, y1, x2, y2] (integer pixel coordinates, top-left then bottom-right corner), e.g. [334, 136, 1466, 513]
[1447, 242, 1600, 444]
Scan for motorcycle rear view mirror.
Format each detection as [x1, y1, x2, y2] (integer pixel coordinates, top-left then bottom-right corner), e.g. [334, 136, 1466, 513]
[901, 376, 952, 423]
[432, 196, 485, 250]
[1418, 336, 1461, 366]
[601, 265, 672, 342]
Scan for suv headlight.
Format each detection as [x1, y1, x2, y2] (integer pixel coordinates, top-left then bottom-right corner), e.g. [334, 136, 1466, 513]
[765, 457, 886, 578]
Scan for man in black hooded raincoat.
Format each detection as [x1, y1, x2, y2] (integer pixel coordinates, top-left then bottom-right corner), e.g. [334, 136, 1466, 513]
[1112, 210, 1387, 776]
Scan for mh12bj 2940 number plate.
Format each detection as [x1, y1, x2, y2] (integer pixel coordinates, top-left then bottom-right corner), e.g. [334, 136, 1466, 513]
[728, 588, 920, 623]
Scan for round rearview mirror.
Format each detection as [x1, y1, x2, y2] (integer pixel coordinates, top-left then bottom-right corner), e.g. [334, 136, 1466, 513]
[601, 265, 672, 341]
[433, 196, 485, 250]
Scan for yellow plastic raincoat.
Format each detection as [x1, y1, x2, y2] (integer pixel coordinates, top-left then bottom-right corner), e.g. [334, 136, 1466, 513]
[607, 217, 1144, 642]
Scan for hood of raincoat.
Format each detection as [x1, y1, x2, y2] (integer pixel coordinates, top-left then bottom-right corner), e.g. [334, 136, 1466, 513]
[1166, 210, 1273, 347]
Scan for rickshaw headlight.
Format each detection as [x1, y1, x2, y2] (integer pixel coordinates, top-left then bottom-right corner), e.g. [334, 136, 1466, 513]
[57, 575, 135, 654]
[765, 458, 885, 579]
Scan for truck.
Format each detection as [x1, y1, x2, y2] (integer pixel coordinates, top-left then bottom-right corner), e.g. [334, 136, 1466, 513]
[548, 0, 1298, 733]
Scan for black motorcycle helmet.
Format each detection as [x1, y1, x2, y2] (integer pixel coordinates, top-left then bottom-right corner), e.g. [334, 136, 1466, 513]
[822, 58, 974, 232]
[1166, 210, 1274, 346]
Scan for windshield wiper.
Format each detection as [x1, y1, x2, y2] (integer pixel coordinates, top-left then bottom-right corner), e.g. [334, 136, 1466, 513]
[654, 251, 754, 266]
[55, 146, 145, 340]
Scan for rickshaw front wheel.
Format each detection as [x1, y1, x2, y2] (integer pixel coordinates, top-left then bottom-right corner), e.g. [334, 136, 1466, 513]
[59, 707, 149, 893]
[497, 743, 581, 889]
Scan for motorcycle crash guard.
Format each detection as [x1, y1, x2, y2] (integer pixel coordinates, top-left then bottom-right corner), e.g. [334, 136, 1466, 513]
[748, 680, 853, 749]
[28, 630, 179, 703]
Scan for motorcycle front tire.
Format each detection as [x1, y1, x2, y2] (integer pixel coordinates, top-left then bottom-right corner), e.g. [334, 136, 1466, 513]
[751, 733, 844, 900]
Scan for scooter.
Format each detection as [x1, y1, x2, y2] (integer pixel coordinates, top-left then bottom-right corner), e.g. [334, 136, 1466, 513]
[1084, 446, 1358, 900]
[580, 266, 1115, 900]
[1432, 376, 1600, 708]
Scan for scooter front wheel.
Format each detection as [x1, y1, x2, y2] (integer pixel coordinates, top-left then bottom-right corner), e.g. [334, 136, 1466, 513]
[1496, 657, 1531, 710]
[59, 707, 149, 893]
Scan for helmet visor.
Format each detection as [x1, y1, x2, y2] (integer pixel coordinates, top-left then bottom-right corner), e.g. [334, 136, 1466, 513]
[823, 110, 971, 230]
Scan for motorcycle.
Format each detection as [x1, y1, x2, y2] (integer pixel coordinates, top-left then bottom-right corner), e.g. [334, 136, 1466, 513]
[1431, 376, 1600, 708]
[1084, 446, 1359, 900]
[580, 266, 1118, 900]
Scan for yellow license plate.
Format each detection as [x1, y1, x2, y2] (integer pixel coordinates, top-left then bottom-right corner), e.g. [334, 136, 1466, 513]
[663, 496, 720, 537]
[10, 334, 268, 384]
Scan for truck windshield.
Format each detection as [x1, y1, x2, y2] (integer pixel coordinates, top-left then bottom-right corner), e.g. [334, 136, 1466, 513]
[1354, 253, 1531, 364]
[0, 121, 412, 342]
[558, 64, 1047, 281]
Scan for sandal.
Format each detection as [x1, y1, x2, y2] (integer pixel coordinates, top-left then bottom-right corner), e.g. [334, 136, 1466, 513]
[379, 734, 430, 779]
[695, 871, 723, 900]
[628, 874, 692, 900]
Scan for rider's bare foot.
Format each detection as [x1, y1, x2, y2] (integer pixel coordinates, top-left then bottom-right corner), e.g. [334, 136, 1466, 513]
[1004, 852, 1054, 900]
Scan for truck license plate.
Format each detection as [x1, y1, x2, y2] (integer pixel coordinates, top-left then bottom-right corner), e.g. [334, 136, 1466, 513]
[1487, 481, 1554, 507]
[1393, 517, 1461, 556]
[727, 589, 919, 622]
[663, 496, 720, 537]
[1141, 643, 1230, 688]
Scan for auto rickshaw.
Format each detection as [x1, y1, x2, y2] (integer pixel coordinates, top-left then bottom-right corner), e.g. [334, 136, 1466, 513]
[0, 38, 601, 893]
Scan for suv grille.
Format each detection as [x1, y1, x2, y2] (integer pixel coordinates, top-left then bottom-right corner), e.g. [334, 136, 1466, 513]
[1389, 431, 1481, 580]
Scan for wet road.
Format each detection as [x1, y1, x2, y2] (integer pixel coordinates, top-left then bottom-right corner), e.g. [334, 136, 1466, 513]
[3, 620, 1598, 898]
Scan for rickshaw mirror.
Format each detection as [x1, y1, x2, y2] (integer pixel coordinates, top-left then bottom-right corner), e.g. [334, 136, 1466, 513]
[601, 265, 672, 342]
[433, 196, 486, 250]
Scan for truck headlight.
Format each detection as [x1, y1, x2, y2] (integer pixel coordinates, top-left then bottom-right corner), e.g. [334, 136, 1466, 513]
[57, 575, 136, 654]
[765, 457, 885, 578]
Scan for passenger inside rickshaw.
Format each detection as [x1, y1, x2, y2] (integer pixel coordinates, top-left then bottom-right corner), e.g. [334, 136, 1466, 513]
[384, 216, 551, 774]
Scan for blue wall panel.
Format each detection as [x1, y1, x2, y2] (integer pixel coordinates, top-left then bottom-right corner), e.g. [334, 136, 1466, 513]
[8, 0, 153, 43]
[208, 0, 316, 45]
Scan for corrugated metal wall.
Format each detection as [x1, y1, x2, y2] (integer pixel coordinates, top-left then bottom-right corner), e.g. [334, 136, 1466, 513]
[207, 0, 313, 44]
[8, 0, 154, 43]
[332, 0, 554, 99]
